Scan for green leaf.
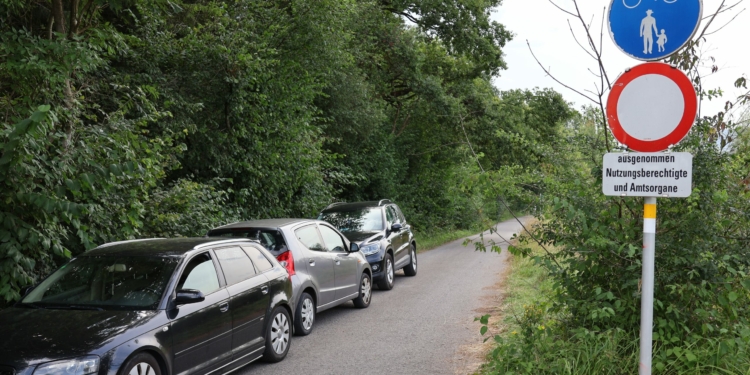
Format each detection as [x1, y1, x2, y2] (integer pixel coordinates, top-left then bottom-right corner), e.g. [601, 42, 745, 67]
[480, 314, 490, 325]
[728, 292, 738, 303]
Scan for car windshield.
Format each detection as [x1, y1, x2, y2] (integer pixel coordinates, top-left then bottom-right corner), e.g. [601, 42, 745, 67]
[318, 208, 384, 232]
[21, 256, 178, 310]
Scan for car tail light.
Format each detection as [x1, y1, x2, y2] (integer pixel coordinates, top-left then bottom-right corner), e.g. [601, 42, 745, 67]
[276, 250, 295, 278]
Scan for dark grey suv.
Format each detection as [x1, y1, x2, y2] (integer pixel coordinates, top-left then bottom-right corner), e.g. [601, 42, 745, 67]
[318, 200, 417, 290]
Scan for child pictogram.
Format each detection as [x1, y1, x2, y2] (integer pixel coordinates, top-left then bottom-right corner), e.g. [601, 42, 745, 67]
[657, 29, 667, 52]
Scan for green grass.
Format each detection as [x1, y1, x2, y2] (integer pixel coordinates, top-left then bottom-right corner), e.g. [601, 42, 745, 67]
[414, 212, 526, 253]
[479, 240, 750, 375]
[414, 228, 480, 253]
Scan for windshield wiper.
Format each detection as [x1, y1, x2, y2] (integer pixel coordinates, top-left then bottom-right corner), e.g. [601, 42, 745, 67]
[45, 305, 105, 311]
[17, 302, 46, 309]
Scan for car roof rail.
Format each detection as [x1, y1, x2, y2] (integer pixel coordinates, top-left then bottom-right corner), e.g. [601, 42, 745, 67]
[325, 202, 346, 210]
[193, 238, 258, 250]
[378, 199, 392, 206]
[94, 238, 165, 249]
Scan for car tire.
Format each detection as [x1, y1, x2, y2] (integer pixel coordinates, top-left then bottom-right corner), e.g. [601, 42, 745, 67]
[262, 306, 291, 362]
[120, 352, 161, 375]
[376, 253, 394, 290]
[352, 273, 372, 308]
[294, 292, 315, 336]
[403, 243, 417, 276]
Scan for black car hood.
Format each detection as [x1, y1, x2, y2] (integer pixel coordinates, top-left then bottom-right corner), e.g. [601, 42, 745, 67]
[341, 231, 382, 244]
[0, 307, 162, 368]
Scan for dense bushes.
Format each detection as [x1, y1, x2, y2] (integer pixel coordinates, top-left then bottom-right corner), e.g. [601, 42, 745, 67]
[0, 0, 569, 303]
[479, 104, 750, 373]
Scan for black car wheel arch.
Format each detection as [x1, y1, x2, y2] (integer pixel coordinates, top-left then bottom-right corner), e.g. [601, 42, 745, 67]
[119, 352, 162, 375]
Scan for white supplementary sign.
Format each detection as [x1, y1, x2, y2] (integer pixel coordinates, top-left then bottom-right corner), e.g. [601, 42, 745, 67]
[602, 152, 693, 197]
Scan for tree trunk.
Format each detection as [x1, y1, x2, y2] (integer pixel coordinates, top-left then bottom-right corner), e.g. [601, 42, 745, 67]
[52, 0, 66, 34]
[69, 0, 80, 37]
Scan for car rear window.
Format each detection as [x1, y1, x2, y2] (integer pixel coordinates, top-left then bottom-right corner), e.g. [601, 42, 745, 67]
[208, 228, 288, 253]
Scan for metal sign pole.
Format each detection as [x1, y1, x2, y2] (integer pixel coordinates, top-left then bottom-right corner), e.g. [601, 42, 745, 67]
[640, 197, 657, 374]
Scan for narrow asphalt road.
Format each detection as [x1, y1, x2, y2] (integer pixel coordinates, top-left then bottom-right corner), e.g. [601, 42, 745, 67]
[239, 217, 529, 375]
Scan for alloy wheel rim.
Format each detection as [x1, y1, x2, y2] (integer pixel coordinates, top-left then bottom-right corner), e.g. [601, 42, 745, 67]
[128, 363, 154, 375]
[412, 249, 417, 271]
[301, 298, 314, 331]
[271, 312, 290, 354]
[387, 258, 394, 284]
[362, 277, 371, 304]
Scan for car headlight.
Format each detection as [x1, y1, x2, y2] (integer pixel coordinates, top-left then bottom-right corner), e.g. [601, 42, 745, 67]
[34, 356, 100, 375]
[360, 243, 380, 256]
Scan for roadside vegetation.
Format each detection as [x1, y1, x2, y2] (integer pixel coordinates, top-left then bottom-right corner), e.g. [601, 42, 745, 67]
[480, 227, 750, 374]
[470, 6, 750, 369]
[0, 0, 570, 305]
[414, 229, 479, 253]
[417, 211, 523, 253]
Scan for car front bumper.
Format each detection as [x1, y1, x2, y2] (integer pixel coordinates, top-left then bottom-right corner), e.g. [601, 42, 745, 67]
[366, 254, 385, 281]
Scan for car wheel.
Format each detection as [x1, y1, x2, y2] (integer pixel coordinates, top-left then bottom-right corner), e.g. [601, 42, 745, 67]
[403, 244, 417, 276]
[120, 353, 161, 375]
[294, 292, 315, 336]
[376, 253, 394, 290]
[352, 272, 372, 308]
[262, 306, 291, 362]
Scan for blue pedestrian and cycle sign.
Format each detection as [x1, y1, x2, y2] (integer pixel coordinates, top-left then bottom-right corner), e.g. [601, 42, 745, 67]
[608, 0, 703, 61]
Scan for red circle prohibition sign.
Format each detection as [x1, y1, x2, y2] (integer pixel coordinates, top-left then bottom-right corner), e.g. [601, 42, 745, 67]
[606, 62, 697, 152]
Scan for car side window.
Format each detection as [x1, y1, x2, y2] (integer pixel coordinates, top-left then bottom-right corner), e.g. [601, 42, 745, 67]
[177, 252, 220, 295]
[215, 247, 257, 286]
[386, 206, 398, 224]
[243, 246, 274, 272]
[395, 206, 407, 224]
[319, 225, 346, 252]
[295, 225, 326, 252]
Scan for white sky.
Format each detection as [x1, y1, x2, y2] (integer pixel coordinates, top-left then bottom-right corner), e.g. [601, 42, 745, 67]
[491, 0, 749, 119]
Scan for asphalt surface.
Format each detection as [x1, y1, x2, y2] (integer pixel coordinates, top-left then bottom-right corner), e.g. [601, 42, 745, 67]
[239, 217, 529, 375]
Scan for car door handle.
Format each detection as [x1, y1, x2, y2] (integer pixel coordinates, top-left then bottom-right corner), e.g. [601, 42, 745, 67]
[219, 302, 229, 313]
[335, 259, 341, 265]
[261, 286, 269, 295]
[309, 259, 315, 266]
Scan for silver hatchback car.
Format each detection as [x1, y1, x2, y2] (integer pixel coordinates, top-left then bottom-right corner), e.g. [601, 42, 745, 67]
[207, 219, 372, 336]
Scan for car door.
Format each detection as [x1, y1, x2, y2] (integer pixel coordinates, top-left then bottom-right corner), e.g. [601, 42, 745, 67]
[170, 252, 233, 375]
[318, 224, 359, 300]
[214, 246, 269, 360]
[393, 205, 412, 268]
[386, 205, 406, 265]
[294, 224, 336, 307]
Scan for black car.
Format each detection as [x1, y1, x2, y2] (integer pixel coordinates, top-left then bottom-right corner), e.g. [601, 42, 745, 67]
[318, 200, 417, 290]
[0, 238, 294, 375]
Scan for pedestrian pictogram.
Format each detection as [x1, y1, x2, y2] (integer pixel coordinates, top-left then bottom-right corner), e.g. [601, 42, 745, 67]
[609, 0, 702, 61]
[606, 62, 697, 152]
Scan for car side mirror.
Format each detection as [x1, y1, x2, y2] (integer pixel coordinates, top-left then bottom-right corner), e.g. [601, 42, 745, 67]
[349, 242, 360, 253]
[174, 289, 205, 305]
[391, 223, 403, 232]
